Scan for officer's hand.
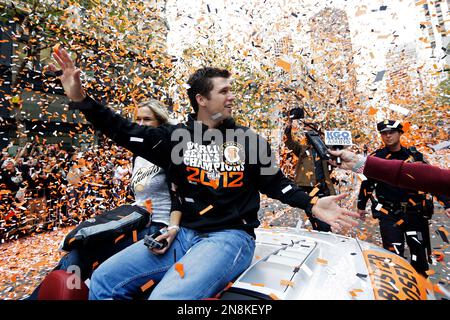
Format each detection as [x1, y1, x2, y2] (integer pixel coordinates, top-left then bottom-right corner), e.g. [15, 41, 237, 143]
[357, 209, 367, 221]
[445, 208, 450, 219]
[311, 193, 360, 233]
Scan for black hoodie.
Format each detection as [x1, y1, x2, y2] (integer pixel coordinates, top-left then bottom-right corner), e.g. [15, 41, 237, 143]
[70, 97, 313, 237]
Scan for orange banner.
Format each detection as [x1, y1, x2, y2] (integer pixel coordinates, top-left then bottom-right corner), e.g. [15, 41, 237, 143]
[363, 250, 428, 300]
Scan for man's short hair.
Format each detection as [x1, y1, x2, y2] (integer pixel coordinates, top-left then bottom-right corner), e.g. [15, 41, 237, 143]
[187, 67, 231, 114]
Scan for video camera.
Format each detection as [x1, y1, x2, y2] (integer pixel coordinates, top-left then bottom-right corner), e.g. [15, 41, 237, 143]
[284, 107, 305, 120]
[284, 105, 352, 164]
[305, 130, 353, 164]
[143, 228, 168, 250]
[305, 131, 332, 161]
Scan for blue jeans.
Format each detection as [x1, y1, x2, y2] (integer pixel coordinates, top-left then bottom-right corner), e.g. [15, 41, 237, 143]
[89, 228, 255, 300]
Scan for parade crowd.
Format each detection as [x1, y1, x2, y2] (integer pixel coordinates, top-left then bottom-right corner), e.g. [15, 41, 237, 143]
[0, 142, 133, 242]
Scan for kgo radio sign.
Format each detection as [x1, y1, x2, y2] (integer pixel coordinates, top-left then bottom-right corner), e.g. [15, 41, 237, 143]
[325, 131, 353, 146]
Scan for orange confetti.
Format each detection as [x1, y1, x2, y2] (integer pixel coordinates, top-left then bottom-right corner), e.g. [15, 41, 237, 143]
[432, 251, 444, 262]
[92, 261, 99, 270]
[175, 263, 185, 278]
[349, 288, 363, 297]
[145, 199, 153, 213]
[438, 227, 448, 237]
[280, 280, 294, 287]
[53, 43, 60, 53]
[402, 122, 411, 132]
[140, 279, 155, 292]
[309, 187, 320, 197]
[199, 205, 214, 215]
[269, 293, 280, 300]
[316, 258, 328, 265]
[132, 230, 138, 243]
[297, 89, 309, 99]
[251, 283, 265, 287]
[368, 107, 377, 116]
[433, 284, 444, 295]
[114, 234, 125, 243]
[275, 58, 291, 73]
[425, 269, 435, 276]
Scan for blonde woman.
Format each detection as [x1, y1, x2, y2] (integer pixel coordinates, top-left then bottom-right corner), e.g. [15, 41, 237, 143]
[29, 100, 181, 299]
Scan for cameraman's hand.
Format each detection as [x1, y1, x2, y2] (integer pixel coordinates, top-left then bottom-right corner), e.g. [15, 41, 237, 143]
[150, 228, 179, 255]
[284, 122, 292, 134]
[357, 209, 368, 221]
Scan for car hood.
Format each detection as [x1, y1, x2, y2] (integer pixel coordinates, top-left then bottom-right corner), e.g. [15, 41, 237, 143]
[221, 227, 434, 300]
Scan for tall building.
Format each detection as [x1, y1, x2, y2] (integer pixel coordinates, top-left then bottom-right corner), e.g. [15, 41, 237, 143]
[385, 42, 421, 104]
[308, 7, 358, 108]
[418, 0, 450, 66]
[273, 34, 294, 57]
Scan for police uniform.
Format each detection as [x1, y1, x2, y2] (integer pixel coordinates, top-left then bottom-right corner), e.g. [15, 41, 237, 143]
[357, 120, 450, 276]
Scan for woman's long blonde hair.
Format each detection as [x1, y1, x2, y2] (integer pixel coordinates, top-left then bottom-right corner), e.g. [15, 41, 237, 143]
[136, 99, 171, 125]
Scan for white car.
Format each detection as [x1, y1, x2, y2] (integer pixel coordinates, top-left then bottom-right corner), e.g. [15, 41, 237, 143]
[36, 226, 435, 300]
[219, 227, 434, 300]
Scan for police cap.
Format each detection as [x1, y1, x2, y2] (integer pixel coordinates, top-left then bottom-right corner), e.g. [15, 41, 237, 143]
[376, 120, 404, 133]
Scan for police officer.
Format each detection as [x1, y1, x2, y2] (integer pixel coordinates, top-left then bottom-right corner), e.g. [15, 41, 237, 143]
[357, 120, 450, 276]
[285, 119, 335, 232]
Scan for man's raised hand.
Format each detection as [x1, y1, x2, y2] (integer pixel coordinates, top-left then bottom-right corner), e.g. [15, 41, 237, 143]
[50, 46, 86, 102]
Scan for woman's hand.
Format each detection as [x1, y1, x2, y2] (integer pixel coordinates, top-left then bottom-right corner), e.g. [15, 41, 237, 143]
[150, 227, 179, 255]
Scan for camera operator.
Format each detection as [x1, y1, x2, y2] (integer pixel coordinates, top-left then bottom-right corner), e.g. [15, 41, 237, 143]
[284, 109, 335, 232]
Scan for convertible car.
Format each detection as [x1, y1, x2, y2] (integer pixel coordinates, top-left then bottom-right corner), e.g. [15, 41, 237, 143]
[37, 226, 435, 300]
[220, 227, 433, 300]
